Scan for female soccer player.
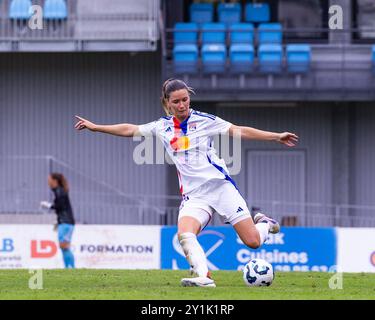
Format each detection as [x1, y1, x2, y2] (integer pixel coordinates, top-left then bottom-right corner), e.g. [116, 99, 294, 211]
[74, 79, 298, 287]
[40, 173, 76, 268]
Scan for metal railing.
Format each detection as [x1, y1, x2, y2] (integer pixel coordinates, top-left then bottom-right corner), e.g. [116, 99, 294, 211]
[1, 155, 375, 226]
[0, 0, 159, 43]
[251, 200, 375, 228]
[0, 155, 172, 224]
[1, 190, 375, 227]
[1, 188, 375, 227]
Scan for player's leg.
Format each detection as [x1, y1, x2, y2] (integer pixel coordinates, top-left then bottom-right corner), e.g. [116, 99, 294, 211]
[59, 242, 75, 268]
[58, 224, 75, 268]
[178, 216, 207, 276]
[231, 211, 280, 249]
[178, 204, 215, 287]
[210, 180, 279, 249]
[232, 216, 269, 249]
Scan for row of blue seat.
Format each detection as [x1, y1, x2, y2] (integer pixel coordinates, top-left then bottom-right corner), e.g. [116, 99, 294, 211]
[173, 43, 311, 74]
[174, 22, 282, 45]
[9, 0, 67, 20]
[190, 2, 270, 25]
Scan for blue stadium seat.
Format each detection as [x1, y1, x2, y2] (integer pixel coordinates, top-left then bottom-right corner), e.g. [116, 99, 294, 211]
[174, 23, 199, 44]
[258, 44, 283, 73]
[245, 3, 270, 23]
[190, 3, 213, 25]
[202, 44, 227, 73]
[286, 44, 311, 73]
[258, 23, 282, 44]
[217, 3, 242, 26]
[173, 44, 199, 74]
[372, 45, 375, 73]
[230, 44, 254, 73]
[9, 0, 32, 19]
[44, 0, 68, 19]
[230, 23, 254, 44]
[202, 22, 226, 44]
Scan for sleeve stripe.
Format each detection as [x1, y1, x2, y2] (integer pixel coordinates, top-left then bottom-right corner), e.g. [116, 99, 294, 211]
[192, 111, 216, 121]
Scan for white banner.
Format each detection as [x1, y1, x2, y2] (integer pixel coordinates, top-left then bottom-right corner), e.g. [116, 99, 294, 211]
[337, 228, 375, 272]
[0, 225, 161, 269]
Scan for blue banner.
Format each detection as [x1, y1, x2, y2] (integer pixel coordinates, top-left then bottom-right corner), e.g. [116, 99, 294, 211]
[161, 226, 337, 272]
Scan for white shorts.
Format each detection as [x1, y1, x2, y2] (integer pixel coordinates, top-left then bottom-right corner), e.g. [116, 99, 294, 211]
[178, 179, 252, 229]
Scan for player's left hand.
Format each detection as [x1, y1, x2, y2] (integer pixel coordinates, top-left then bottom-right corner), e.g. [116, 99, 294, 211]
[277, 132, 299, 147]
[40, 201, 52, 210]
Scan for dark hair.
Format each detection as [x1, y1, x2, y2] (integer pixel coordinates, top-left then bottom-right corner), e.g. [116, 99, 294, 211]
[161, 78, 195, 115]
[50, 173, 69, 193]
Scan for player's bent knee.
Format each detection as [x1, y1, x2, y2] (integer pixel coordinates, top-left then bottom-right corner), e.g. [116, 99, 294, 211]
[243, 237, 260, 249]
[177, 216, 201, 236]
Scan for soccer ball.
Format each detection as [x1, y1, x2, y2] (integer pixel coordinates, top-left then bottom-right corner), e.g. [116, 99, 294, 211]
[242, 259, 274, 287]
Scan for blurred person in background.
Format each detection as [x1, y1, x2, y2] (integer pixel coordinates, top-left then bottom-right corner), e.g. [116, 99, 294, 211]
[40, 173, 76, 268]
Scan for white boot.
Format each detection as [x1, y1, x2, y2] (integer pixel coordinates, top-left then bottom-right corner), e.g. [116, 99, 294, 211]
[254, 212, 280, 234]
[181, 273, 216, 288]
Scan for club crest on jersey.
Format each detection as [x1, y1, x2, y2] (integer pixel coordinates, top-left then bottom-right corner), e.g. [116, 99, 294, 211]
[188, 122, 197, 131]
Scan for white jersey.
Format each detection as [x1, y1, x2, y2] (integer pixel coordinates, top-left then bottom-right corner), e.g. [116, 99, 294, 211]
[138, 109, 235, 194]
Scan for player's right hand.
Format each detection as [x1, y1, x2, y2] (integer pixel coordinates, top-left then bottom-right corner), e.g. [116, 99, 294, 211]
[75, 115, 96, 131]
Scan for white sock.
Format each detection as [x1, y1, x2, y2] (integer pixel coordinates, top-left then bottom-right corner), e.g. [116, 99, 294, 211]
[255, 222, 270, 245]
[179, 232, 209, 278]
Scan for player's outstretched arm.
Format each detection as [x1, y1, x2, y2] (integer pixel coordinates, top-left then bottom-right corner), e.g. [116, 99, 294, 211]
[229, 125, 299, 147]
[74, 116, 141, 137]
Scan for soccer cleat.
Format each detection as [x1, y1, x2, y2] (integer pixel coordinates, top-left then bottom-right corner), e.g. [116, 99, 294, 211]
[181, 276, 216, 288]
[254, 212, 280, 234]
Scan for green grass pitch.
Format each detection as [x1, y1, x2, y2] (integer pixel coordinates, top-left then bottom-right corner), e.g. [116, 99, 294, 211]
[0, 270, 374, 300]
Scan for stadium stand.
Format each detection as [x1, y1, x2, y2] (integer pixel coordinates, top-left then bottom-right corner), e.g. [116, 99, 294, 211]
[1, 0, 159, 50]
[170, 2, 287, 76]
[43, 0, 68, 20]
